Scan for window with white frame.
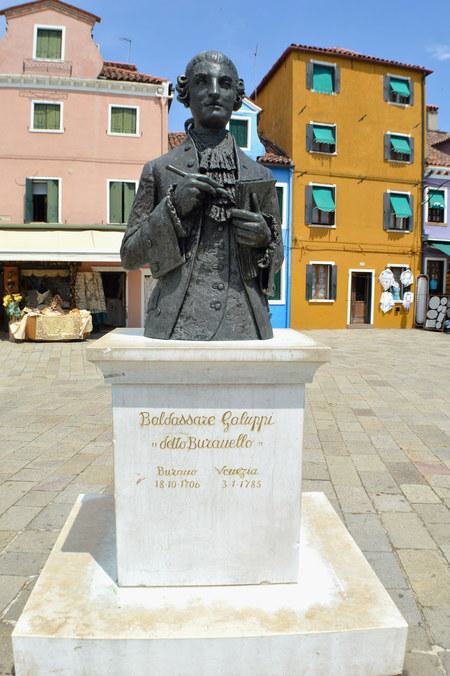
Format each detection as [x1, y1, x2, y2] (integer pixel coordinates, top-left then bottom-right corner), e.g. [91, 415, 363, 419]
[384, 75, 413, 105]
[384, 133, 413, 163]
[229, 117, 249, 148]
[307, 61, 340, 94]
[24, 178, 59, 223]
[109, 181, 136, 223]
[109, 106, 138, 135]
[426, 188, 446, 224]
[34, 26, 64, 60]
[306, 263, 337, 301]
[306, 184, 336, 226]
[383, 192, 413, 231]
[387, 265, 408, 301]
[307, 123, 336, 154]
[31, 101, 62, 132]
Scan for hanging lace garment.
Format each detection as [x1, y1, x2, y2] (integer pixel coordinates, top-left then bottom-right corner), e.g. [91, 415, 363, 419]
[380, 291, 395, 313]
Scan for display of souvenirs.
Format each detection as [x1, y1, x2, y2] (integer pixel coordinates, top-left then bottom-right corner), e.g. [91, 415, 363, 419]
[424, 295, 450, 331]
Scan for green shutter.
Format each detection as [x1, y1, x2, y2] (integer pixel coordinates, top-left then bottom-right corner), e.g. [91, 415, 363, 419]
[276, 186, 284, 223]
[312, 125, 335, 144]
[330, 265, 337, 300]
[312, 186, 335, 212]
[229, 118, 248, 147]
[312, 64, 334, 94]
[36, 28, 62, 59]
[390, 194, 412, 218]
[123, 182, 136, 223]
[390, 135, 411, 155]
[34, 103, 60, 130]
[47, 180, 59, 222]
[272, 270, 282, 301]
[389, 77, 410, 98]
[111, 107, 137, 134]
[24, 178, 33, 223]
[429, 189, 445, 209]
[109, 182, 123, 222]
[305, 185, 312, 224]
[305, 264, 314, 300]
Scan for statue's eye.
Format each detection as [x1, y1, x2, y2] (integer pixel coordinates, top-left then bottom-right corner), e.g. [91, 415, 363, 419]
[194, 74, 207, 85]
[220, 78, 232, 89]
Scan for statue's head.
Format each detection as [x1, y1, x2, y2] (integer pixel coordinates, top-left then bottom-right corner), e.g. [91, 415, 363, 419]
[176, 51, 245, 130]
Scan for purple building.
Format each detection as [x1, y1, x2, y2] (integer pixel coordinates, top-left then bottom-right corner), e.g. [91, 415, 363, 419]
[423, 105, 450, 294]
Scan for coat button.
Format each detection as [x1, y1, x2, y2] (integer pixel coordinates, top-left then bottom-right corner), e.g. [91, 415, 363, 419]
[213, 282, 225, 291]
[154, 307, 161, 316]
[210, 301, 221, 310]
[217, 225, 224, 232]
[185, 251, 191, 260]
[186, 160, 194, 168]
[147, 239, 152, 248]
[184, 145, 192, 151]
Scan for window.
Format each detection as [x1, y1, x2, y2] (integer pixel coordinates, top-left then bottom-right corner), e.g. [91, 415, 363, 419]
[305, 185, 336, 227]
[24, 178, 59, 223]
[229, 118, 249, 149]
[109, 181, 137, 223]
[307, 61, 340, 94]
[306, 263, 337, 301]
[387, 265, 408, 301]
[109, 106, 138, 135]
[34, 26, 63, 60]
[384, 75, 413, 105]
[384, 133, 413, 163]
[31, 101, 62, 132]
[307, 123, 336, 154]
[383, 192, 413, 231]
[427, 188, 446, 224]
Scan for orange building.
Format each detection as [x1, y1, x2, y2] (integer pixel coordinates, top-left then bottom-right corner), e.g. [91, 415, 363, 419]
[254, 45, 431, 329]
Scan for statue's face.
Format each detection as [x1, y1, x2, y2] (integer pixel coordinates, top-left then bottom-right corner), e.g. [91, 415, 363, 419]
[188, 60, 237, 131]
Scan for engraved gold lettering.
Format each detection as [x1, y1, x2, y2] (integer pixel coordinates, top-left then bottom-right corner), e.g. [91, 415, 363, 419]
[157, 466, 198, 477]
[215, 466, 259, 479]
[221, 410, 274, 433]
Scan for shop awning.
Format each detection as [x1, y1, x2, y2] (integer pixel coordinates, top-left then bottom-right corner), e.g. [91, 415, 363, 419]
[431, 242, 450, 256]
[390, 136, 411, 155]
[0, 229, 124, 262]
[429, 190, 445, 209]
[390, 78, 410, 97]
[390, 194, 412, 218]
[312, 186, 335, 212]
[313, 125, 335, 144]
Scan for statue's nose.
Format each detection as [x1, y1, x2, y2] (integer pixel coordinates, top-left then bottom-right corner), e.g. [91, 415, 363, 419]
[209, 78, 220, 98]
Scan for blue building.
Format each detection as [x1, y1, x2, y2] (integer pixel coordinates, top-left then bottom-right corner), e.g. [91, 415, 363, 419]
[168, 99, 293, 329]
[228, 98, 293, 328]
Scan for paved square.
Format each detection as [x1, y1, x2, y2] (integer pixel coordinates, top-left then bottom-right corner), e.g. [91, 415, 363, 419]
[0, 329, 449, 675]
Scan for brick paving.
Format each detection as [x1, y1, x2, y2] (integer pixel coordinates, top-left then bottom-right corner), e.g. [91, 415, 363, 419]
[0, 328, 449, 675]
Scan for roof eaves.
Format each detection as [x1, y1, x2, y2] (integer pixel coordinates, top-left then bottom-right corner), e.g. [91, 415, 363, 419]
[0, 0, 101, 22]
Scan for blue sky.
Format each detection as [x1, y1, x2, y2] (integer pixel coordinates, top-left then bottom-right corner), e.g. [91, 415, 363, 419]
[1, 0, 449, 132]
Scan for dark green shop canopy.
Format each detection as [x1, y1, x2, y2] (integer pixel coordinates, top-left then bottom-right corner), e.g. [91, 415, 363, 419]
[429, 189, 445, 209]
[390, 78, 410, 97]
[390, 135, 411, 154]
[431, 242, 450, 256]
[313, 125, 335, 144]
[390, 194, 412, 218]
[312, 186, 335, 212]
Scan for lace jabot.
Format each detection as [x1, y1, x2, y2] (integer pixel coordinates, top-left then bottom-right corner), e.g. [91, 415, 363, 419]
[189, 129, 237, 222]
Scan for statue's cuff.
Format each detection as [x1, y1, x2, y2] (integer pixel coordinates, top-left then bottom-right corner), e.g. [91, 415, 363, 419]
[257, 213, 281, 270]
[166, 185, 188, 238]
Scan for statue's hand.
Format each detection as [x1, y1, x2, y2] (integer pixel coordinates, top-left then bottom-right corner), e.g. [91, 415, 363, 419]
[173, 173, 219, 217]
[230, 193, 271, 248]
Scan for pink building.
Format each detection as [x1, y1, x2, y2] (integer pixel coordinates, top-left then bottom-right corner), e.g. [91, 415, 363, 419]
[0, 0, 170, 331]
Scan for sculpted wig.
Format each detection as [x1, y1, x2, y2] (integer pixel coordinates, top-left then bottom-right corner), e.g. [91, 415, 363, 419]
[176, 51, 245, 112]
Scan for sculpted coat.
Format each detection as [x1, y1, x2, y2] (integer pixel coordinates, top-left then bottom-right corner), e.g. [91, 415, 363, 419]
[120, 134, 284, 340]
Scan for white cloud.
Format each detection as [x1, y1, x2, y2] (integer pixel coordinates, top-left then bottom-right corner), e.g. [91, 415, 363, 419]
[428, 44, 450, 61]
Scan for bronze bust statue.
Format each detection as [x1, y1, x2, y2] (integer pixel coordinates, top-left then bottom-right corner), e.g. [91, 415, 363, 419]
[120, 51, 283, 340]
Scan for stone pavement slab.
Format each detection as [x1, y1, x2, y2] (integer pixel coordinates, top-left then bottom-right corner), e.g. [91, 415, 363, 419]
[0, 328, 449, 675]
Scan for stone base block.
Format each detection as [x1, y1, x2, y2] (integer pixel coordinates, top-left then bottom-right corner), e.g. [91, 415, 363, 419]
[13, 492, 407, 676]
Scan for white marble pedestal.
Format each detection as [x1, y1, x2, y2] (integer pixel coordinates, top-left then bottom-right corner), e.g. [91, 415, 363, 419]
[85, 329, 330, 587]
[13, 492, 407, 676]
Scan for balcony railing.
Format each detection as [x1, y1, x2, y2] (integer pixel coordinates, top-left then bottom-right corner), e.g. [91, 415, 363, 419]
[23, 59, 72, 77]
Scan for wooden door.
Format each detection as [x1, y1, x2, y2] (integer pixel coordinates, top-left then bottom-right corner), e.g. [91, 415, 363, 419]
[350, 273, 371, 324]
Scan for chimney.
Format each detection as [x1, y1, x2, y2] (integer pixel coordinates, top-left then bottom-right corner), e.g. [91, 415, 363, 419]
[427, 105, 439, 131]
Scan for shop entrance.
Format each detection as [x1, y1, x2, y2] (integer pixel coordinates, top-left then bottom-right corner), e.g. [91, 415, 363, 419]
[350, 271, 372, 324]
[100, 271, 127, 327]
